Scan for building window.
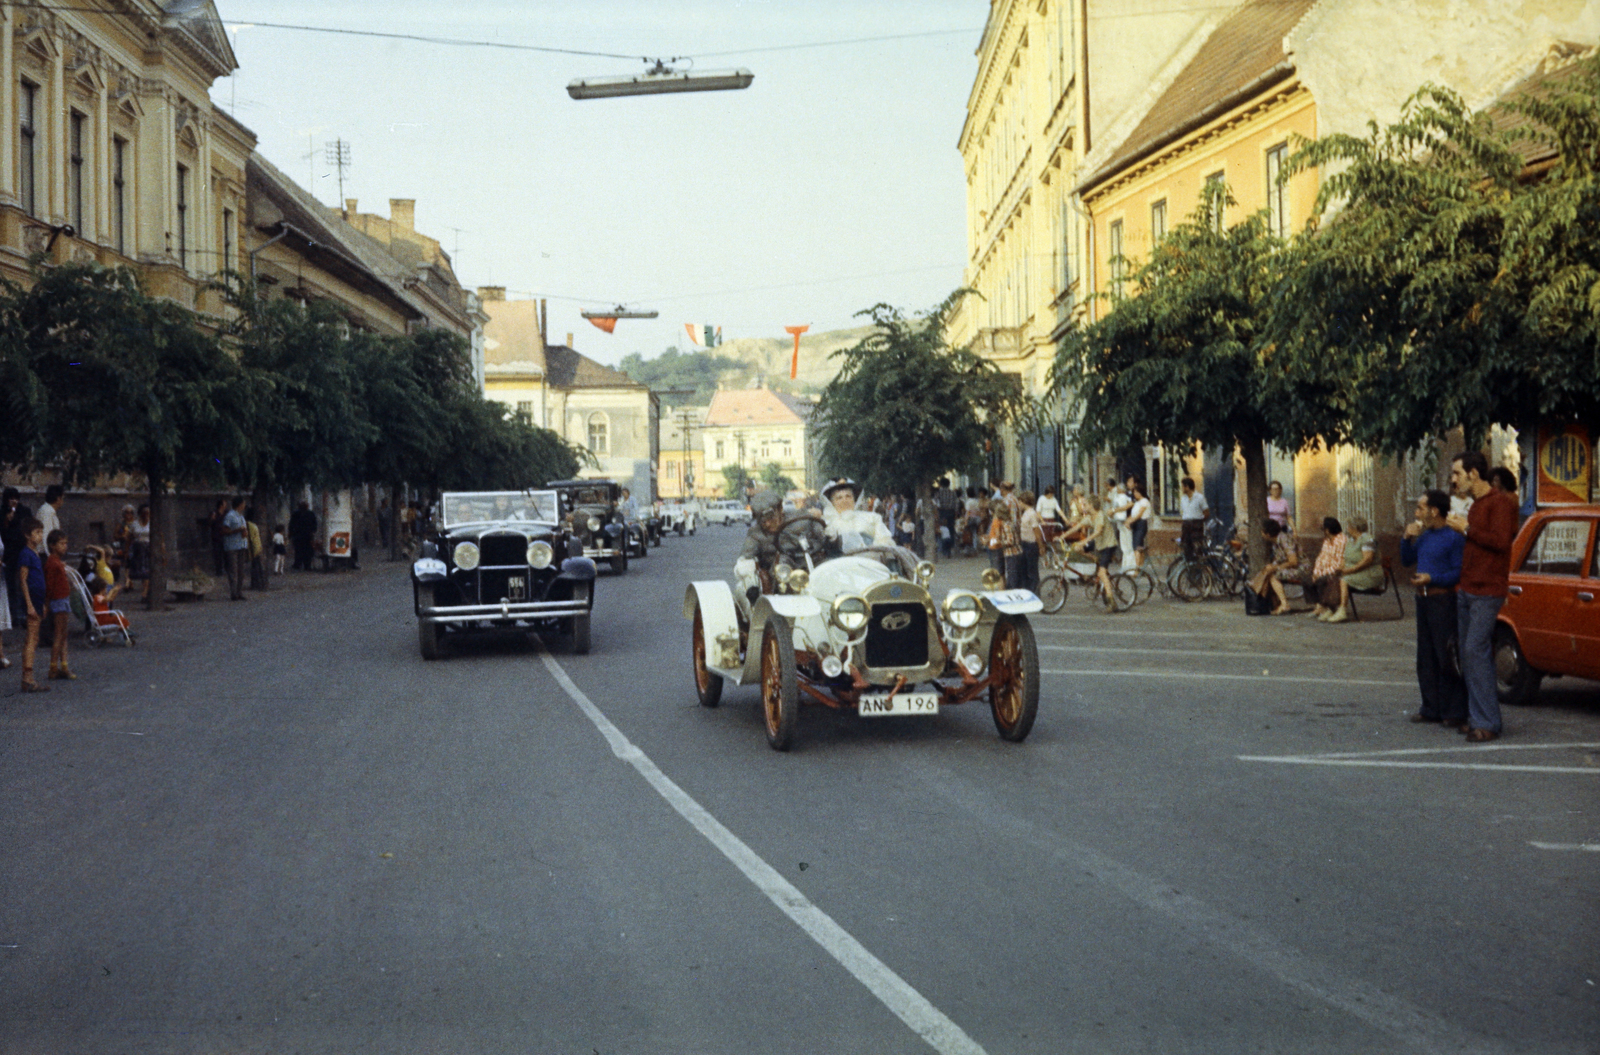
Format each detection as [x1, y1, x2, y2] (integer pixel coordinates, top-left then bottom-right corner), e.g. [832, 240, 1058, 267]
[1150, 199, 1167, 244]
[222, 207, 234, 274]
[176, 164, 189, 268]
[666, 459, 678, 481]
[715, 440, 725, 460]
[1204, 171, 1226, 233]
[113, 137, 127, 256]
[69, 112, 85, 235]
[19, 81, 37, 218]
[1107, 219, 1125, 296]
[515, 400, 533, 424]
[586, 413, 608, 455]
[1265, 143, 1289, 238]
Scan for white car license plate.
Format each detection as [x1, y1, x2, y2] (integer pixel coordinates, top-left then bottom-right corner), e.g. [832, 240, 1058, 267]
[858, 691, 940, 717]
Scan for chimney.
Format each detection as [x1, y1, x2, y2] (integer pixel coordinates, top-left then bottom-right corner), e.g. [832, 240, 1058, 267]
[566, 332, 573, 348]
[389, 198, 415, 231]
[477, 285, 506, 301]
[344, 198, 358, 217]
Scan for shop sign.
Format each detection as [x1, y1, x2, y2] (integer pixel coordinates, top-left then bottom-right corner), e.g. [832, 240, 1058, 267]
[1536, 424, 1591, 505]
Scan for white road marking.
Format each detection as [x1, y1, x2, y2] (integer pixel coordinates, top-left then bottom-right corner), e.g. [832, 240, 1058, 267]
[535, 647, 986, 1055]
[1040, 644, 1410, 664]
[1530, 842, 1600, 851]
[1240, 742, 1600, 774]
[1042, 667, 1414, 687]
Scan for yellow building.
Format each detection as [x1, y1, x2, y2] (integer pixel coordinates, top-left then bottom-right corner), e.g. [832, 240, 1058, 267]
[951, 0, 1085, 487]
[0, 0, 251, 320]
[701, 385, 813, 496]
[659, 406, 710, 500]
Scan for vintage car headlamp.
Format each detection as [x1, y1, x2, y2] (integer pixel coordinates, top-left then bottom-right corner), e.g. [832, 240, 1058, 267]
[775, 562, 793, 585]
[821, 655, 844, 678]
[527, 540, 554, 569]
[962, 653, 985, 676]
[915, 560, 935, 586]
[453, 541, 480, 571]
[830, 594, 869, 634]
[980, 567, 1005, 590]
[942, 591, 982, 630]
[786, 568, 809, 592]
[586, 515, 602, 533]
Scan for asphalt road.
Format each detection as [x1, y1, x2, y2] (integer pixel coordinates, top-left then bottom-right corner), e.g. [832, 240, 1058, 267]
[2, 529, 1597, 1054]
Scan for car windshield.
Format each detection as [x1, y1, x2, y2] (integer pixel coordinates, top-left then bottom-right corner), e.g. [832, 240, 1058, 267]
[564, 487, 613, 507]
[441, 491, 559, 527]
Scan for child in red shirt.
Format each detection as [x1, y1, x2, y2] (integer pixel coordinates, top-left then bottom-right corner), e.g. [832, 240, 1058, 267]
[90, 576, 129, 632]
[44, 529, 74, 681]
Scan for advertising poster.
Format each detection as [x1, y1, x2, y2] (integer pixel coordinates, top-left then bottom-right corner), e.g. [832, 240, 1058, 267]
[1536, 424, 1591, 506]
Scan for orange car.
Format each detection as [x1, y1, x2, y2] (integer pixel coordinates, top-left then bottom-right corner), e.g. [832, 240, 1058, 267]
[1495, 505, 1600, 704]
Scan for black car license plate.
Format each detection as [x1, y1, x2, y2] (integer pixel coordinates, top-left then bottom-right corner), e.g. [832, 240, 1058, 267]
[507, 576, 527, 601]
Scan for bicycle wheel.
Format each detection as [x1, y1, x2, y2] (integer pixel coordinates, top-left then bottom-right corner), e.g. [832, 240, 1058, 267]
[1039, 574, 1068, 614]
[1124, 566, 1156, 604]
[1175, 563, 1213, 602]
[1112, 573, 1137, 611]
[1164, 555, 1189, 598]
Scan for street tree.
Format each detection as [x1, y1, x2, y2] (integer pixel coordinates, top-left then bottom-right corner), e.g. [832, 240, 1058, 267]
[720, 463, 752, 500]
[1275, 57, 1600, 452]
[17, 263, 260, 605]
[1051, 203, 1341, 568]
[758, 461, 795, 494]
[813, 292, 1023, 559]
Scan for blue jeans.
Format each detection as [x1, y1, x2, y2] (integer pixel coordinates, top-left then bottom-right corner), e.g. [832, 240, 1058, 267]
[1456, 591, 1504, 733]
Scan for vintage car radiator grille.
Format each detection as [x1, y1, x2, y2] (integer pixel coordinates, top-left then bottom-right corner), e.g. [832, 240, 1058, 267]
[479, 535, 528, 566]
[863, 602, 929, 669]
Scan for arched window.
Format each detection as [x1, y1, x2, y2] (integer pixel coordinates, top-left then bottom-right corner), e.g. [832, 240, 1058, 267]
[586, 412, 608, 455]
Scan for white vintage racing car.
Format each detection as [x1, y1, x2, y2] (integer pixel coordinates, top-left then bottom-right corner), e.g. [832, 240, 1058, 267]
[685, 542, 1041, 751]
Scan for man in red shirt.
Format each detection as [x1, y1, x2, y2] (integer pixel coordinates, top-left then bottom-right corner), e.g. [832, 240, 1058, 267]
[1446, 451, 1517, 742]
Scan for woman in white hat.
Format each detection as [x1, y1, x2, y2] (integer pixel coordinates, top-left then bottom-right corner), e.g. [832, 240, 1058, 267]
[822, 478, 893, 554]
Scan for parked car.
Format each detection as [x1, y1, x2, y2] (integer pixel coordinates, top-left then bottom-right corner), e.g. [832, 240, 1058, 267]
[685, 542, 1041, 751]
[549, 479, 643, 573]
[1495, 504, 1600, 704]
[411, 490, 596, 659]
[703, 499, 752, 527]
[661, 502, 698, 536]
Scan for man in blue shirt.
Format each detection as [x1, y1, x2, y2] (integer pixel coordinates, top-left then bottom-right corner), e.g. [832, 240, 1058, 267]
[1401, 489, 1467, 727]
[222, 496, 249, 601]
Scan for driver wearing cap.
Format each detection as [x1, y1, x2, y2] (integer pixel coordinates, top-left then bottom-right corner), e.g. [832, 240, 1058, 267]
[821, 478, 893, 554]
[734, 489, 825, 598]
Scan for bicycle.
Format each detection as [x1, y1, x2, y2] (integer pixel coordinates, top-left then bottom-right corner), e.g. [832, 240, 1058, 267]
[1040, 541, 1137, 613]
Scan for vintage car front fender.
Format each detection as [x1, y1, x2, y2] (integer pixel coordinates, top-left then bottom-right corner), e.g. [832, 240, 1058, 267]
[555, 556, 597, 582]
[412, 557, 448, 584]
[684, 580, 746, 681]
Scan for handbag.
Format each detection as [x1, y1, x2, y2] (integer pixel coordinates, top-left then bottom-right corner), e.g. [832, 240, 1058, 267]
[1243, 585, 1272, 616]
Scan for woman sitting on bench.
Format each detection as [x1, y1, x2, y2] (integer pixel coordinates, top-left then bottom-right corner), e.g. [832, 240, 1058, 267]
[1323, 515, 1383, 623]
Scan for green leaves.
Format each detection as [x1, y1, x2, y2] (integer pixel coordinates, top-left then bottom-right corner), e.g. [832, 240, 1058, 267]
[813, 291, 1023, 496]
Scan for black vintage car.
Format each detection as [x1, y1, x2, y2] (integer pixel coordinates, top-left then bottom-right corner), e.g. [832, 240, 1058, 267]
[549, 479, 647, 574]
[411, 490, 597, 658]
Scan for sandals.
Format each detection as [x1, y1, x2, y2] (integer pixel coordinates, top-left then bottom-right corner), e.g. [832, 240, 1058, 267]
[48, 667, 78, 680]
[20, 681, 49, 693]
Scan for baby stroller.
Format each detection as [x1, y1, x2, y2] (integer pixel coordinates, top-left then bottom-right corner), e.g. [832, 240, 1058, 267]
[66, 566, 134, 647]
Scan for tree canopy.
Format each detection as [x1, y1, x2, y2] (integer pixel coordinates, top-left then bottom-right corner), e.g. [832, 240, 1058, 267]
[813, 292, 1022, 499]
[617, 345, 740, 404]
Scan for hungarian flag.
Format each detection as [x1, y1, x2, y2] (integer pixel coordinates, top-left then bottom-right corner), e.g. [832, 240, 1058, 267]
[684, 324, 720, 347]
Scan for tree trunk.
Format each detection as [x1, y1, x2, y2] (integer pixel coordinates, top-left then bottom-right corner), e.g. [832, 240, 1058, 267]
[389, 481, 404, 562]
[917, 480, 937, 563]
[145, 476, 168, 612]
[1238, 436, 1271, 572]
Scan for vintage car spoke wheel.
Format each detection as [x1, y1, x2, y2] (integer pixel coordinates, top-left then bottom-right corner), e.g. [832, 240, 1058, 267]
[692, 604, 724, 708]
[417, 585, 444, 661]
[988, 614, 1039, 742]
[1039, 574, 1068, 614]
[760, 617, 799, 751]
[1494, 626, 1541, 705]
[570, 582, 592, 655]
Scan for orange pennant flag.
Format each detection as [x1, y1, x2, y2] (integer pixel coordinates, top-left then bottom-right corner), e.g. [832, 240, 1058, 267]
[587, 316, 617, 334]
[784, 325, 810, 380]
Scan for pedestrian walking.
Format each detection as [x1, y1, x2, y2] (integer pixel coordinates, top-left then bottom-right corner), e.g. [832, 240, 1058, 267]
[1179, 477, 1209, 562]
[222, 496, 249, 600]
[128, 504, 152, 603]
[1125, 479, 1151, 568]
[44, 529, 74, 681]
[935, 477, 958, 559]
[1447, 452, 1517, 742]
[15, 518, 47, 692]
[1402, 490, 1467, 728]
[987, 503, 1023, 589]
[1017, 490, 1045, 594]
[272, 525, 287, 575]
[209, 498, 228, 577]
[3, 488, 33, 626]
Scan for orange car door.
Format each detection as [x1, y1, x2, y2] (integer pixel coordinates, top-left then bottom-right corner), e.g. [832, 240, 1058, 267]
[1578, 521, 1600, 679]
[1512, 517, 1593, 674]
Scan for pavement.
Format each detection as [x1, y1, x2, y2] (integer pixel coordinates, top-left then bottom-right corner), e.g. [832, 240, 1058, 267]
[1, 529, 1596, 1054]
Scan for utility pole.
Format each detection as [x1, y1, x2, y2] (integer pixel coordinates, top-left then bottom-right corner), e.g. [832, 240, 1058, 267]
[325, 139, 351, 205]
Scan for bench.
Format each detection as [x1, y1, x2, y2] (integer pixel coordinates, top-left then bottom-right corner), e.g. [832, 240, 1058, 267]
[1345, 556, 1404, 621]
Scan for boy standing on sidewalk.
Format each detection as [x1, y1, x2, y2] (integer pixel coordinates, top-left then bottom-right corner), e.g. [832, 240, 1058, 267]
[44, 529, 75, 681]
[15, 519, 47, 692]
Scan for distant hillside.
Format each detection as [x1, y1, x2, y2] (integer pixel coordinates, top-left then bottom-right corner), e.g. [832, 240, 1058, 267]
[618, 324, 880, 403]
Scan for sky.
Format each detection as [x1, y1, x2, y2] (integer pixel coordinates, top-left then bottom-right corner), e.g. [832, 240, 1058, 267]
[210, 1, 983, 366]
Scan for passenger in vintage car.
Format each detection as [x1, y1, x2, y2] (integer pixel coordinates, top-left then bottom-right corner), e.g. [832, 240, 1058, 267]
[821, 478, 894, 554]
